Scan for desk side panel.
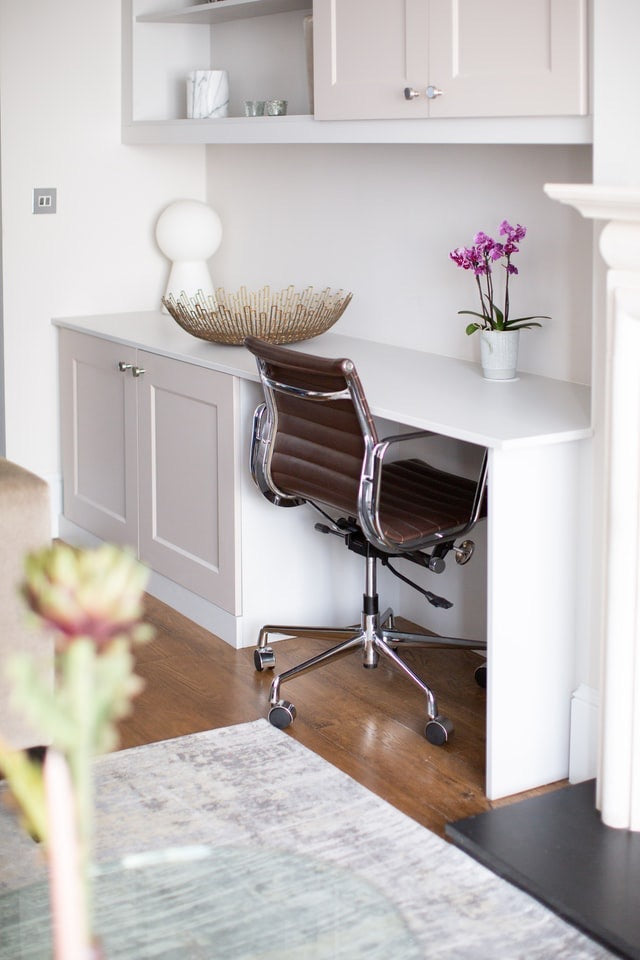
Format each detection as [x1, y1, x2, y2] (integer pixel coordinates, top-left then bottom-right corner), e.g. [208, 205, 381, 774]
[485, 440, 588, 800]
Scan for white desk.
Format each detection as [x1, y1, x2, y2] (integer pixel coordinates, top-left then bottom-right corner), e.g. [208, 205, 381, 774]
[54, 313, 591, 800]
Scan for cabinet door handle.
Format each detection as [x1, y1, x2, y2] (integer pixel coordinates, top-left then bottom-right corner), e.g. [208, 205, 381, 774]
[118, 361, 134, 372]
[132, 366, 146, 378]
[425, 85, 443, 99]
[404, 87, 420, 100]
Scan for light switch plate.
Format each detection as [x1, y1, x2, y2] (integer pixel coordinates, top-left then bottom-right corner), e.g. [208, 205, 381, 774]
[32, 188, 57, 214]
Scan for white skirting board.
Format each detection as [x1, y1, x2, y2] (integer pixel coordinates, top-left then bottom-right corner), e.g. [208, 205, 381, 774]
[58, 516, 243, 647]
[569, 683, 599, 785]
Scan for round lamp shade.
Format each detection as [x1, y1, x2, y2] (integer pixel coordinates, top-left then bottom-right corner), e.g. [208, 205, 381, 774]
[156, 199, 223, 308]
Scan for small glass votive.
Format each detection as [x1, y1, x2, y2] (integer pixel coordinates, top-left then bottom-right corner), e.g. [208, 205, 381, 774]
[243, 100, 265, 117]
[265, 99, 288, 116]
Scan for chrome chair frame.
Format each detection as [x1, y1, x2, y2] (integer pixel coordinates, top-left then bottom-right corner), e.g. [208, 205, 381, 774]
[249, 351, 488, 745]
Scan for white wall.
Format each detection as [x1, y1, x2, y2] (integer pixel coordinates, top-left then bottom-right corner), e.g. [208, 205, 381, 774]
[592, 0, 640, 186]
[205, 143, 593, 384]
[0, 0, 205, 489]
[204, 139, 594, 678]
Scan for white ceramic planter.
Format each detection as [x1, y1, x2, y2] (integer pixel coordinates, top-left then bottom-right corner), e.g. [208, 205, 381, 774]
[480, 329, 520, 380]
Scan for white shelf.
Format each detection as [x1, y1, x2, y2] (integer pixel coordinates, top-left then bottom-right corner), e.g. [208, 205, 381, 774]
[137, 0, 311, 25]
[122, 114, 593, 146]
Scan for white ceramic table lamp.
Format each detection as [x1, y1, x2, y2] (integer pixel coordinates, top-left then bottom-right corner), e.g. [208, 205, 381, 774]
[155, 199, 223, 310]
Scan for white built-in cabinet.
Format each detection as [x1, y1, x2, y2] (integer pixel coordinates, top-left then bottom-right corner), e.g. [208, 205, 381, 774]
[123, 0, 591, 145]
[314, 0, 588, 120]
[55, 311, 592, 800]
[58, 329, 240, 614]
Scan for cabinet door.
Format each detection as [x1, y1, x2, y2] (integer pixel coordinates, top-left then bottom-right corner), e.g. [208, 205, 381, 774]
[313, 0, 587, 121]
[136, 352, 240, 614]
[313, 0, 430, 120]
[428, 0, 588, 118]
[59, 330, 139, 547]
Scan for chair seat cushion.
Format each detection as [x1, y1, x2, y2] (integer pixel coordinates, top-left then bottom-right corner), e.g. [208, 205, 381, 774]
[378, 458, 485, 545]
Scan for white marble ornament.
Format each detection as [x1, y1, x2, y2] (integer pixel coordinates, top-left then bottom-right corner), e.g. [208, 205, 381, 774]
[187, 70, 229, 119]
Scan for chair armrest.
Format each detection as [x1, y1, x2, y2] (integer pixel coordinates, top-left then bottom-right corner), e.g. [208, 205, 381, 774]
[249, 403, 305, 508]
[365, 430, 437, 510]
[359, 431, 488, 554]
[370, 429, 436, 473]
[378, 429, 436, 447]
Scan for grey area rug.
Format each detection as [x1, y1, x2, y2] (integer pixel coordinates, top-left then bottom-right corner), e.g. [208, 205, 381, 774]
[0, 720, 615, 959]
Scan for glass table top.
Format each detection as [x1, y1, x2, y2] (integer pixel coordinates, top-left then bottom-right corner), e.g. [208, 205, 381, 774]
[0, 844, 421, 959]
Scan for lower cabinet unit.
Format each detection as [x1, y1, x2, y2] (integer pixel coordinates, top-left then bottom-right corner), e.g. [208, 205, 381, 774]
[59, 328, 240, 614]
[55, 309, 592, 801]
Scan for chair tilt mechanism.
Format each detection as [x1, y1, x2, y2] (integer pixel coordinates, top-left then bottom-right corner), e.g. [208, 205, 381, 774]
[244, 336, 488, 745]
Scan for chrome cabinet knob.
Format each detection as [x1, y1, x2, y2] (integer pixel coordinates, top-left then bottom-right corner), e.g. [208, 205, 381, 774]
[118, 361, 134, 372]
[132, 366, 145, 378]
[404, 87, 420, 100]
[426, 85, 443, 99]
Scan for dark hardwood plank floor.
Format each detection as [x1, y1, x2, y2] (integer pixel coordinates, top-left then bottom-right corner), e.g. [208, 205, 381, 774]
[117, 593, 565, 839]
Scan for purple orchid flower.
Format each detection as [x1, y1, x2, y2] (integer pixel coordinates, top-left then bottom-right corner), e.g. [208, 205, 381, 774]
[449, 220, 548, 335]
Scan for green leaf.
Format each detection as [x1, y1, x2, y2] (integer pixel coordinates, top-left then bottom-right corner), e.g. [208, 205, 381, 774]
[465, 322, 482, 336]
[505, 321, 544, 330]
[504, 315, 549, 330]
[0, 740, 48, 843]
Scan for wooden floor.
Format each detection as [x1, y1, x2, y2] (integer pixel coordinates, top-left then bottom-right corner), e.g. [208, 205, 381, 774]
[117, 593, 565, 840]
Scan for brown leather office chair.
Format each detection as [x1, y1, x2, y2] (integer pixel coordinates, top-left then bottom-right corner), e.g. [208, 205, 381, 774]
[245, 336, 488, 744]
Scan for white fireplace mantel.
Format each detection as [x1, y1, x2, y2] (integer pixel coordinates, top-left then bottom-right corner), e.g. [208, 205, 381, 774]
[544, 183, 640, 223]
[545, 182, 640, 831]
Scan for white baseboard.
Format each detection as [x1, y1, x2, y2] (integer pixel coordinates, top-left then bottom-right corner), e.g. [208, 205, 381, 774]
[569, 683, 599, 784]
[58, 516, 243, 648]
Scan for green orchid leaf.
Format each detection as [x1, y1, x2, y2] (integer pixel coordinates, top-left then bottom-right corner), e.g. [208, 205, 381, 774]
[505, 321, 544, 330]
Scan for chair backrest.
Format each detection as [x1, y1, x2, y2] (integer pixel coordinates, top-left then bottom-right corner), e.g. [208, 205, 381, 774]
[244, 337, 377, 516]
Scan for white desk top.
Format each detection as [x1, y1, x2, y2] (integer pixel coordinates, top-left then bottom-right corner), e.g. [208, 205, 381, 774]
[53, 312, 591, 450]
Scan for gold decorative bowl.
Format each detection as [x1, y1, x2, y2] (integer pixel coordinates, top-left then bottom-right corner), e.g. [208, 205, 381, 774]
[163, 285, 353, 346]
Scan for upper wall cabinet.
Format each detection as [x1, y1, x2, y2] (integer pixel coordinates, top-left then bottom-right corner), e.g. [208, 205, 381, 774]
[313, 0, 588, 120]
[122, 0, 591, 145]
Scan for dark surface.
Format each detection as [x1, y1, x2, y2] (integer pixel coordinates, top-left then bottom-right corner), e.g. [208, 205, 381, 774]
[447, 780, 640, 960]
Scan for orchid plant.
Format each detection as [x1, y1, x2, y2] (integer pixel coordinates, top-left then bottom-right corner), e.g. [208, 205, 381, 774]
[449, 220, 549, 335]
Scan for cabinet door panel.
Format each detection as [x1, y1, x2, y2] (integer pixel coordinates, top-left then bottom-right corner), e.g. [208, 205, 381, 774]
[428, 0, 588, 117]
[313, 0, 430, 120]
[137, 352, 239, 614]
[59, 330, 138, 546]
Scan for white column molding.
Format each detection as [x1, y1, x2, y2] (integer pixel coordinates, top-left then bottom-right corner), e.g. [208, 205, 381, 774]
[545, 183, 640, 829]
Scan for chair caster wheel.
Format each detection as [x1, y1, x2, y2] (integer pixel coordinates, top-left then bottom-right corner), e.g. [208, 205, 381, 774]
[268, 701, 296, 729]
[474, 663, 487, 688]
[254, 647, 276, 672]
[425, 716, 453, 745]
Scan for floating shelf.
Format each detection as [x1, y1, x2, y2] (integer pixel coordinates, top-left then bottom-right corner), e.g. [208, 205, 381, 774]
[137, 0, 311, 25]
[122, 114, 593, 147]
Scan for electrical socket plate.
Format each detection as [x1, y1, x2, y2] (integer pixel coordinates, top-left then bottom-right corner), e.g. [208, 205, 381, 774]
[32, 187, 57, 215]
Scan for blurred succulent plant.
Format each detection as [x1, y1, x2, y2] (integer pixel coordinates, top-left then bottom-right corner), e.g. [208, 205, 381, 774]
[0, 542, 153, 957]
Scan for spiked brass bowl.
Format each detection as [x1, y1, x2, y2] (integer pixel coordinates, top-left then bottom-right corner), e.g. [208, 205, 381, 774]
[163, 285, 353, 346]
